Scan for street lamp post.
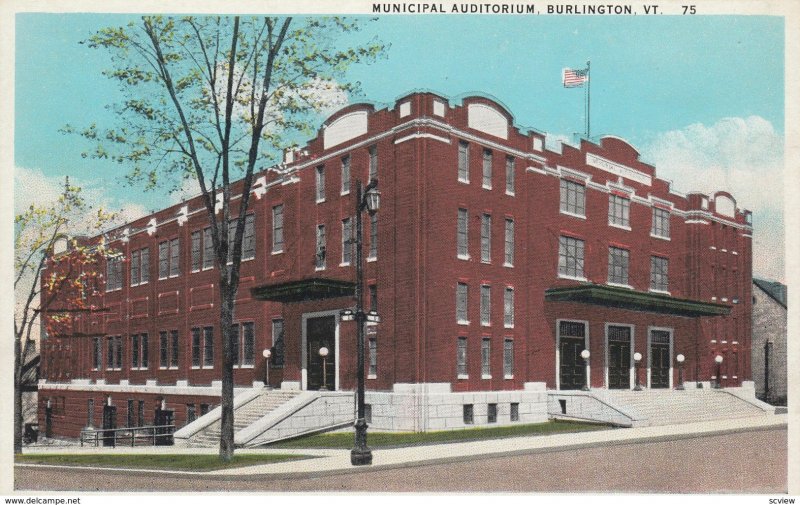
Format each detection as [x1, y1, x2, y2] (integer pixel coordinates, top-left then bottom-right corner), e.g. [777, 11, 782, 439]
[319, 347, 329, 391]
[349, 179, 380, 466]
[262, 349, 271, 388]
[713, 354, 724, 389]
[676, 353, 685, 390]
[633, 352, 643, 391]
[580, 349, 591, 391]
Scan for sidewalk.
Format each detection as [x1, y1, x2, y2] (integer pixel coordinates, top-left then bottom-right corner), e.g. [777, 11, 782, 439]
[19, 414, 787, 478]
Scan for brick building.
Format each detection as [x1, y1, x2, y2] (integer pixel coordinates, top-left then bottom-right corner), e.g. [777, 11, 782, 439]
[751, 278, 787, 404]
[38, 91, 753, 439]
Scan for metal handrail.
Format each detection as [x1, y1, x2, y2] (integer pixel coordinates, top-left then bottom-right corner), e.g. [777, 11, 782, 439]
[79, 424, 176, 447]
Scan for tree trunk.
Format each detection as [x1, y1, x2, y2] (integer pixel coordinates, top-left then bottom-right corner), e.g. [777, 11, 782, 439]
[14, 335, 23, 454]
[218, 284, 236, 462]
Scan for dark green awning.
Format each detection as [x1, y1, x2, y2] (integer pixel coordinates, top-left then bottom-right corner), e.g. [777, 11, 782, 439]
[544, 283, 730, 317]
[251, 278, 355, 303]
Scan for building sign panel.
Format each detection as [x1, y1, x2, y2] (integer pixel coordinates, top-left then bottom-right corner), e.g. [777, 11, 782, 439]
[586, 152, 652, 186]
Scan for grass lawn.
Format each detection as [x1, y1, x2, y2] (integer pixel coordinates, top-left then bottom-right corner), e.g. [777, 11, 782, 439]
[269, 419, 608, 449]
[15, 453, 309, 472]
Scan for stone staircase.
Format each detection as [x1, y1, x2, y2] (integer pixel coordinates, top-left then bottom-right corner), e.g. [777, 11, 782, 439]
[187, 390, 301, 447]
[601, 388, 771, 426]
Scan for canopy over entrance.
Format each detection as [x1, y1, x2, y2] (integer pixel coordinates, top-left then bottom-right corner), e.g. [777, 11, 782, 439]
[545, 283, 730, 317]
[250, 278, 355, 303]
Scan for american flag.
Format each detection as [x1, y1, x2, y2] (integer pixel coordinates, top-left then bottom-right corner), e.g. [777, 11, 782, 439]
[563, 67, 589, 88]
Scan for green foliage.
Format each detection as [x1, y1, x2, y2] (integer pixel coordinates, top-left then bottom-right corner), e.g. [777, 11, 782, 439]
[269, 420, 609, 449]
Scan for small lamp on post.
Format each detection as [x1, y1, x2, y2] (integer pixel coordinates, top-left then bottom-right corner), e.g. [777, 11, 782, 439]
[262, 349, 271, 388]
[633, 352, 643, 391]
[713, 354, 723, 389]
[675, 353, 685, 391]
[319, 346, 330, 391]
[580, 349, 591, 391]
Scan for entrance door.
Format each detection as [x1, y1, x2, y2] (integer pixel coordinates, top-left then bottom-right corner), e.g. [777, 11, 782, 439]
[607, 326, 631, 389]
[650, 330, 671, 388]
[307, 315, 336, 390]
[559, 337, 586, 390]
[102, 405, 117, 447]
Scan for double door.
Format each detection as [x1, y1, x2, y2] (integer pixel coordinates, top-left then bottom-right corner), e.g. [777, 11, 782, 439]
[306, 315, 336, 391]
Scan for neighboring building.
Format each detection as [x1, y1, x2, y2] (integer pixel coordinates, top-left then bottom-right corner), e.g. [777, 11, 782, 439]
[751, 278, 787, 404]
[38, 91, 753, 439]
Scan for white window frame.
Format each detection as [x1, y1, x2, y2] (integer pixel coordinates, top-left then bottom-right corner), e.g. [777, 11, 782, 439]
[651, 207, 671, 240]
[315, 165, 326, 203]
[480, 213, 492, 263]
[608, 194, 631, 230]
[558, 236, 586, 280]
[503, 286, 514, 328]
[457, 208, 469, 260]
[272, 204, 284, 254]
[555, 319, 590, 391]
[456, 282, 469, 325]
[607, 246, 631, 288]
[480, 284, 491, 327]
[504, 218, 514, 267]
[505, 156, 515, 196]
[456, 336, 468, 379]
[482, 149, 493, 190]
[560, 179, 586, 219]
[341, 217, 352, 266]
[340, 155, 351, 196]
[650, 255, 670, 294]
[458, 141, 470, 184]
[503, 338, 514, 379]
[481, 337, 492, 379]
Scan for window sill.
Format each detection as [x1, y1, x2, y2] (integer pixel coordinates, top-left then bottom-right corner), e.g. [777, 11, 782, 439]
[169, 274, 180, 279]
[238, 365, 255, 369]
[558, 274, 588, 282]
[272, 249, 284, 255]
[649, 289, 671, 296]
[316, 199, 326, 204]
[339, 262, 351, 268]
[481, 323, 491, 328]
[609, 223, 631, 231]
[505, 191, 515, 197]
[503, 262, 514, 268]
[458, 178, 470, 185]
[481, 374, 492, 380]
[367, 374, 377, 380]
[504, 324, 514, 329]
[482, 184, 492, 190]
[650, 233, 671, 241]
[560, 210, 587, 220]
[607, 282, 634, 290]
[504, 375, 514, 380]
[315, 267, 326, 272]
[191, 366, 201, 370]
[457, 320, 470, 326]
[457, 254, 470, 261]
[341, 191, 350, 197]
[202, 266, 214, 271]
[366, 257, 377, 263]
[457, 374, 469, 380]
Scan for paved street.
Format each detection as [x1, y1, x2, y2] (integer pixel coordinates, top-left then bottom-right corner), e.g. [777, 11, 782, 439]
[15, 426, 787, 493]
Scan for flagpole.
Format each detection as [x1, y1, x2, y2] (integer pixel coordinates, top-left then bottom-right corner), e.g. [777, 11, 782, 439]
[586, 60, 591, 139]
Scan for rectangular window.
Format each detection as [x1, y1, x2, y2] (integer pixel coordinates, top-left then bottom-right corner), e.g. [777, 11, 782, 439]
[505, 156, 515, 195]
[341, 155, 350, 195]
[560, 179, 586, 217]
[609, 194, 630, 228]
[140, 248, 149, 284]
[480, 284, 491, 326]
[510, 403, 520, 422]
[169, 238, 181, 277]
[115, 336, 122, 369]
[191, 328, 201, 368]
[458, 141, 470, 183]
[127, 399, 134, 428]
[242, 214, 256, 260]
[504, 339, 514, 378]
[106, 256, 122, 291]
[558, 236, 585, 278]
[131, 249, 141, 285]
[368, 213, 378, 260]
[369, 145, 378, 182]
[369, 284, 378, 312]
[92, 337, 101, 370]
[316, 224, 326, 269]
[272, 205, 284, 253]
[608, 247, 630, 285]
[131, 334, 139, 368]
[504, 287, 514, 328]
[272, 319, 285, 368]
[487, 403, 497, 423]
[368, 338, 377, 377]
[316, 165, 325, 202]
[652, 207, 671, 238]
[463, 404, 474, 425]
[203, 227, 213, 269]
[87, 399, 95, 427]
[159, 331, 169, 369]
[342, 218, 352, 265]
[140, 333, 148, 369]
[186, 404, 196, 425]
[242, 322, 255, 366]
[203, 326, 214, 367]
[481, 338, 491, 378]
[170, 330, 179, 368]
[137, 400, 144, 427]
[504, 218, 514, 266]
[158, 241, 169, 279]
[651, 256, 669, 292]
[457, 208, 469, 258]
[191, 230, 202, 272]
[231, 323, 240, 367]
[456, 283, 469, 324]
[482, 149, 493, 189]
[457, 337, 468, 378]
[480, 213, 492, 263]
[200, 404, 209, 416]
[106, 336, 114, 370]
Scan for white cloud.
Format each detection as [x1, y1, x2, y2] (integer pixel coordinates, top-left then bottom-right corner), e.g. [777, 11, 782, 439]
[641, 116, 784, 282]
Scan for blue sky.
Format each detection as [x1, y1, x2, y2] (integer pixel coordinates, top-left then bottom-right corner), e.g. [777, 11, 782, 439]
[13, 13, 786, 280]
